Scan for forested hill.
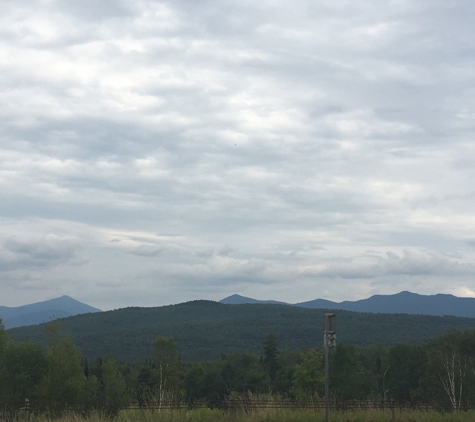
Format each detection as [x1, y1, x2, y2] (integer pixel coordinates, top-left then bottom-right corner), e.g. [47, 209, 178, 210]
[7, 300, 475, 362]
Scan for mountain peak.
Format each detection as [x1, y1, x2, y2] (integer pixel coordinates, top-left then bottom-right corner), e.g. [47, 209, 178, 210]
[220, 294, 261, 304]
[0, 296, 101, 329]
[220, 294, 288, 306]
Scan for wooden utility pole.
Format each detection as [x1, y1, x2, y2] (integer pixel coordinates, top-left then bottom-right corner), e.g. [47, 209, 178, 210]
[323, 312, 336, 422]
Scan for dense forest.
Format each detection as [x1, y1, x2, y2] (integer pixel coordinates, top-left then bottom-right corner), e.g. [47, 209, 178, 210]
[2, 316, 475, 415]
[7, 301, 475, 362]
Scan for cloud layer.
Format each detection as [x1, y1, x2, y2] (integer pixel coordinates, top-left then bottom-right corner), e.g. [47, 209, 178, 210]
[1, 0, 475, 309]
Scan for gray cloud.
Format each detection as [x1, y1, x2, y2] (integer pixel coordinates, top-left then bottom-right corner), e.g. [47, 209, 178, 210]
[305, 250, 475, 280]
[0, 234, 84, 271]
[1, 0, 475, 308]
[129, 244, 163, 257]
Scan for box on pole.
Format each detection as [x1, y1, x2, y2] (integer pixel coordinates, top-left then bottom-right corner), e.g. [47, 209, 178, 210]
[323, 311, 336, 348]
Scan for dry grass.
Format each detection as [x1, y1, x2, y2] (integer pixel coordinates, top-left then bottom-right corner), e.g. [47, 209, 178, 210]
[10, 408, 475, 422]
[3, 397, 474, 422]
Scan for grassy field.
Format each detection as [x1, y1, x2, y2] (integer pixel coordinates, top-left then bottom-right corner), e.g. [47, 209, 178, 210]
[10, 408, 475, 422]
[115, 408, 475, 422]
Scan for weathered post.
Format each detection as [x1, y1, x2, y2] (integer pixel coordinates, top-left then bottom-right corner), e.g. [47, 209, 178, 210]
[323, 312, 336, 422]
[25, 398, 29, 422]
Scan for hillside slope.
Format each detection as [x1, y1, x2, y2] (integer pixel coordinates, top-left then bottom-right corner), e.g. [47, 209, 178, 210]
[7, 300, 475, 362]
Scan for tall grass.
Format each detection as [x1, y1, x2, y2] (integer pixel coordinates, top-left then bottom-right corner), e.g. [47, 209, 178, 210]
[7, 408, 475, 422]
[114, 408, 475, 422]
[2, 393, 473, 422]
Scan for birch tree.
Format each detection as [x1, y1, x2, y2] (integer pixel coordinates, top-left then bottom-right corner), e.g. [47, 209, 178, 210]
[425, 330, 471, 411]
[439, 347, 466, 411]
[150, 337, 182, 409]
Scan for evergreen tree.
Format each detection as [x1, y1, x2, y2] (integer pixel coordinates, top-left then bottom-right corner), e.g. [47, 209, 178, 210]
[329, 343, 374, 400]
[220, 353, 268, 394]
[2, 342, 47, 407]
[0, 320, 7, 405]
[0, 319, 7, 354]
[385, 343, 427, 401]
[262, 333, 280, 388]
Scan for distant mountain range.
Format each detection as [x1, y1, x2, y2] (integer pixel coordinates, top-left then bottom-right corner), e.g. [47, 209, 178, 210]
[220, 291, 475, 318]
[0, 296, 101, 329]
[3, 290, 475, 332]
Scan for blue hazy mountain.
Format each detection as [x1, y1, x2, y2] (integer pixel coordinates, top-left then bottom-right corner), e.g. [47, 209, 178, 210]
[220, 291, 475, 318]
[0, 295, 101, 329]
[219, 294, 288, 305]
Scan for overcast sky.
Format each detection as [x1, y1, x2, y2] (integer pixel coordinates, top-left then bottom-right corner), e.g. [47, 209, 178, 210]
[1, 0, 475, 310]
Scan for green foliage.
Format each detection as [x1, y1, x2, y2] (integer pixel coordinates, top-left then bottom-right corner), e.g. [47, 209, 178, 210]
[385, 343, 427, 401]
[220, 353, 268, 395]
[150, 337, 183, 397]
[133, 337, 185, 408]
[0, 319, 7, 353]
[81, 355, 129, 414]
[0, 319, 7, 403]
[7, 307, 475, 414]
[1, 342, 48, 406]
[184, 359, 238, 402]
[290, 348, 324, 399]
[262, 333, 280, 388]
[100, 356, 129, 415]
[329, 343, 375, 400]
[419, 329, 475, 411]
[274, 349, 300, 394]
[37, 336, 87, 409]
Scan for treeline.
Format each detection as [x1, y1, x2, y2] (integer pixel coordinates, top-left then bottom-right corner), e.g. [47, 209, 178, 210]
[2, 320, 475, 414]
[9, 301, 475, 362]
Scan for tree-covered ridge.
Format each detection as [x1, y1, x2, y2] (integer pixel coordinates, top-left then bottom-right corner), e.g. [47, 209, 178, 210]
[7, 301, 475, 362]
